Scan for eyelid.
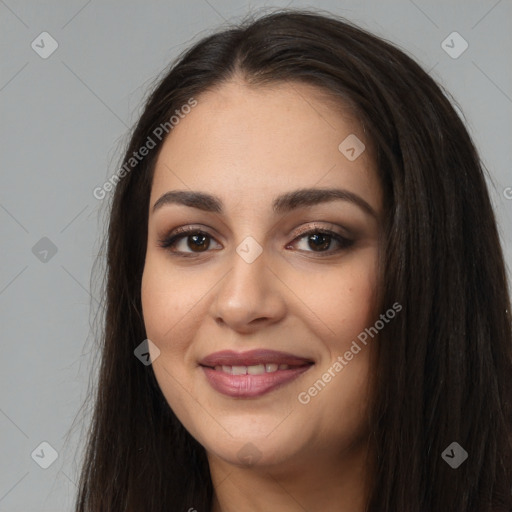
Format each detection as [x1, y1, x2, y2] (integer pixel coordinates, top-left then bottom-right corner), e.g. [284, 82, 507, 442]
[286, 225, 353, 255]
[292, 221, 348, 239]
[157, 225, 220, 252]
[157, 222, 353, 256]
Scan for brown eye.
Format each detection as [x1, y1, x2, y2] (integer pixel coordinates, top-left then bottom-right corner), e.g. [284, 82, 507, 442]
[187, 233, 210, 252]
[158, 229, 222, 256]
[306, 233, 332, 252]
[288, 229, 353, 255]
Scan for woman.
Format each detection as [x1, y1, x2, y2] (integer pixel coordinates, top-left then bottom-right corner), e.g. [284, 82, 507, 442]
[74, 9, 512, 512]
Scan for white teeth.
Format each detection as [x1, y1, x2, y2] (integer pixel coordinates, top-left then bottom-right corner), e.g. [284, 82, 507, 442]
[231, 365, 247, 375]
[247, 364, 266, 375]
[213, 363, 292, 374]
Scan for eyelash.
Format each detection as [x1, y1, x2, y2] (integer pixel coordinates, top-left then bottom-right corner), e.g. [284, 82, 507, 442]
[157, 224, 354, 258]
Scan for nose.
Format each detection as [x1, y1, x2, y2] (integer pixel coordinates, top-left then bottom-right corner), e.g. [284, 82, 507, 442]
[210, 244, 287, 333]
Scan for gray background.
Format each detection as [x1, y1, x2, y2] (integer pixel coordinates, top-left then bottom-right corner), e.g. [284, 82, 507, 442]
[1, 0, 511, 510]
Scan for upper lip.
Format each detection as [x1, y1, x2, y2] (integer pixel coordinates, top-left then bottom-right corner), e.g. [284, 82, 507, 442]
[199, 349, 314, 368]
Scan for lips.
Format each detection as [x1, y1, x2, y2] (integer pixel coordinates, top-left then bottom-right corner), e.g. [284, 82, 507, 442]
[199, 349, 314, 398]
[199, 349, 314, 368]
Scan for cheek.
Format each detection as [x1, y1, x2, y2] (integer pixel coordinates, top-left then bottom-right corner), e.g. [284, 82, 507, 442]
[140, 258, 203, 423]
[140, 267, 173, 343]
[296, 256, 377, 446]
[140, 255, 204, 348]
[300, 249, 379, 346]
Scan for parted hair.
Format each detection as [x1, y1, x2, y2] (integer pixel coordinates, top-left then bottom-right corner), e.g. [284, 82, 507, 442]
[73, 9, 512, 512]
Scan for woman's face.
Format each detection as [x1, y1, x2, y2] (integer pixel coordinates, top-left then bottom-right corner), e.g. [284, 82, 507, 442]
[141, 79, 382, 470]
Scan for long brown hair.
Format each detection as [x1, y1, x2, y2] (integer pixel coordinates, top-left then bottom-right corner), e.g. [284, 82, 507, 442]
[73, 9, 512, 511]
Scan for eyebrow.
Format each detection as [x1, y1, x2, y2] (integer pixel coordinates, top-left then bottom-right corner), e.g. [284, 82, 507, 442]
[152, 187, 377, 218]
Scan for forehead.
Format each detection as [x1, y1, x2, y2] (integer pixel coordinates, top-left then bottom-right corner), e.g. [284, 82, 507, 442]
[150, 79, 381, 215]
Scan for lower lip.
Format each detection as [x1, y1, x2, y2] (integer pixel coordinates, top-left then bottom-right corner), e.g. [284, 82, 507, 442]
[201, 365, 312, 398]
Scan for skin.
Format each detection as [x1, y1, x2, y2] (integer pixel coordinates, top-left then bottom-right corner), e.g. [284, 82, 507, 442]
[141, 77, 383, 511]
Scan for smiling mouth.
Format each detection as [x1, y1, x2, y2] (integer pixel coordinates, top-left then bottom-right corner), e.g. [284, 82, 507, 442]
[208, 362, 309, 375]
[199, 348, 314, 368]
[200, 362, 314, 399]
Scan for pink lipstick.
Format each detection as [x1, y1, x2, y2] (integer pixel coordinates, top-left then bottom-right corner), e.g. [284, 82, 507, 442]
[199, 349, 314, 398]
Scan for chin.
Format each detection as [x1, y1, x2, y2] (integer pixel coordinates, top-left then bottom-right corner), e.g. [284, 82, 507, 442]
[197, 420, 305, 468]
[207, 437, 297, 469]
